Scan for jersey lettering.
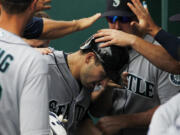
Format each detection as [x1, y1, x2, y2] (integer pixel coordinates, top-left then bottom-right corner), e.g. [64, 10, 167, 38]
[127, 74, 154, 98]
[49, 100, 86, 122]
[75, 105, 85, 121]
[0, 48, 14, 73]
[0, 85, 2, 100]
[49, 100, 70, 120]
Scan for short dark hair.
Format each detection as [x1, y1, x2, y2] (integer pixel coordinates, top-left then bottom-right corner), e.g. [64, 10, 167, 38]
[80, 49, 102, 66]
[0, 0, 33, 14]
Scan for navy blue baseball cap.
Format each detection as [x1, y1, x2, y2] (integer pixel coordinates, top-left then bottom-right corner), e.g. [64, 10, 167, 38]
[80, 36, 129, 84]
[169, 13, 180, 22]
[102, 0, 135, 17]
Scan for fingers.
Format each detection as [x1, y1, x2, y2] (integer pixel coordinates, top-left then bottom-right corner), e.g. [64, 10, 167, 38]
[42, 5, 52, 10]
[94, 34, 114, 48]
[94, 29, 115, 47]
[77, 13, 101, 30]
[90, 13, 101, 22]
[127, 0, 147, 19]
[107, 80, 123, 89]
[95, 36, 112, 43]
[121, 72, 128, 86]
[99, 41, 114, 48]
[44, 0, 51, 3]
[127, 2, 139, 18]
[36, 0, 52, 12]
[36, 48, 52, 55]
[94, 29, 116, 39]
[94, 30, 110, 38]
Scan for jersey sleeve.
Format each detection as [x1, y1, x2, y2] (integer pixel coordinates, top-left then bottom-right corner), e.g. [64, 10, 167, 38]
[155, 29, 180, 61]
[148, 94, 180, 135]
[23, 17, 43, 39]
[157, 69, 180, 104]
[20, 55, 49, 135]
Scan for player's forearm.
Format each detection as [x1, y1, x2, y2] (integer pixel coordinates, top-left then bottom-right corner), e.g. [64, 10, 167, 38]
[40, 18, 79, 39]
[131, 36, 180, 74]
[122, 106, 159, 128]
[148, 25, 161, 38]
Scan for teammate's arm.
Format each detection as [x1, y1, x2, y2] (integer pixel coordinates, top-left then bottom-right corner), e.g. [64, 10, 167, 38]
[20, 57, 49, 134]
[39, 13, 101, 39]
[94, 29, 180, 74]
[96, 106, 159, 135]
[94, 0, 180, 74]
[127, 0, 180, 61]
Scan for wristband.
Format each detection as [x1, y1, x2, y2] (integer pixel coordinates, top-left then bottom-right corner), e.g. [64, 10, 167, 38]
[87, 111, 100, 125]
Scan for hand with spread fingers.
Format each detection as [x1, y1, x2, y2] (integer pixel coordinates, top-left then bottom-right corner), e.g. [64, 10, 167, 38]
[35, 0, 52, 12]
[76, 13, 101, 31]
[127, 0, 161, 36]
[94, 29, 136, 48]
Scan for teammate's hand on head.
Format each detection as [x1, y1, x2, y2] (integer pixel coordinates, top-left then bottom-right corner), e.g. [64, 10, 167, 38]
[35, 0, 52, 12]
[127, 0, 161, 37]
[75, 13, 101, 31]
[35, 47, 52, 55]
[94, 29, 136, 48]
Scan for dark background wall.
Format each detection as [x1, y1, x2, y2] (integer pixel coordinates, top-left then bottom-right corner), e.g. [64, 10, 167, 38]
[168, 0, 180, 36]
[47, 0, 180, 51]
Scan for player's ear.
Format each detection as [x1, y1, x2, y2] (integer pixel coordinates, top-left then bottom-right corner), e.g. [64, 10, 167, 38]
[85, 52, 96, 64]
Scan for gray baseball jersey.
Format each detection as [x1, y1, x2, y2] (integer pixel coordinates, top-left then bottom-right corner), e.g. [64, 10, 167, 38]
[148, 93, 180, 135]
[111, 35, 180, 135]
[0, 28, 49, 135]
[44, 51, 91, 135]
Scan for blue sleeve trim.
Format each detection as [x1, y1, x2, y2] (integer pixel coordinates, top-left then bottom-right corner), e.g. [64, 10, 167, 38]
[87, 111, 100, 125]
[155, 29, 180, 61]
[23, 17, 43, 39]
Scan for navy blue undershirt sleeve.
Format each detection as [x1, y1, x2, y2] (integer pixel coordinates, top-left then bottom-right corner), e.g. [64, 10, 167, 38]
[155, 29, 180, 61]
[23, 17, 43, 39]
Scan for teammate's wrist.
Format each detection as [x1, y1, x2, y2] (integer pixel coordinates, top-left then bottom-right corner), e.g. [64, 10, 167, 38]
[72, 19, 81, 32]
[149, 26, 161, 37]
[87, 111, 100, 125]
[129, 34, 138, 47]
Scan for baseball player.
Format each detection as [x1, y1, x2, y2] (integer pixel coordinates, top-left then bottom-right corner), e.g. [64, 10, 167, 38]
[148, 93, 180, 135]
[0, 0, 49, 135]
[23, 11, 128, 135]
[26, 34, 129, 135]
[94, 0, 180, 74]
[85, 0, 180, 135]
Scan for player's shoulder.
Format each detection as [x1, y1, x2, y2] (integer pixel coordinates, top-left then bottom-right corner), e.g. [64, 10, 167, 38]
[44, 50, 66, 64]
[28, 48, 48, 72]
